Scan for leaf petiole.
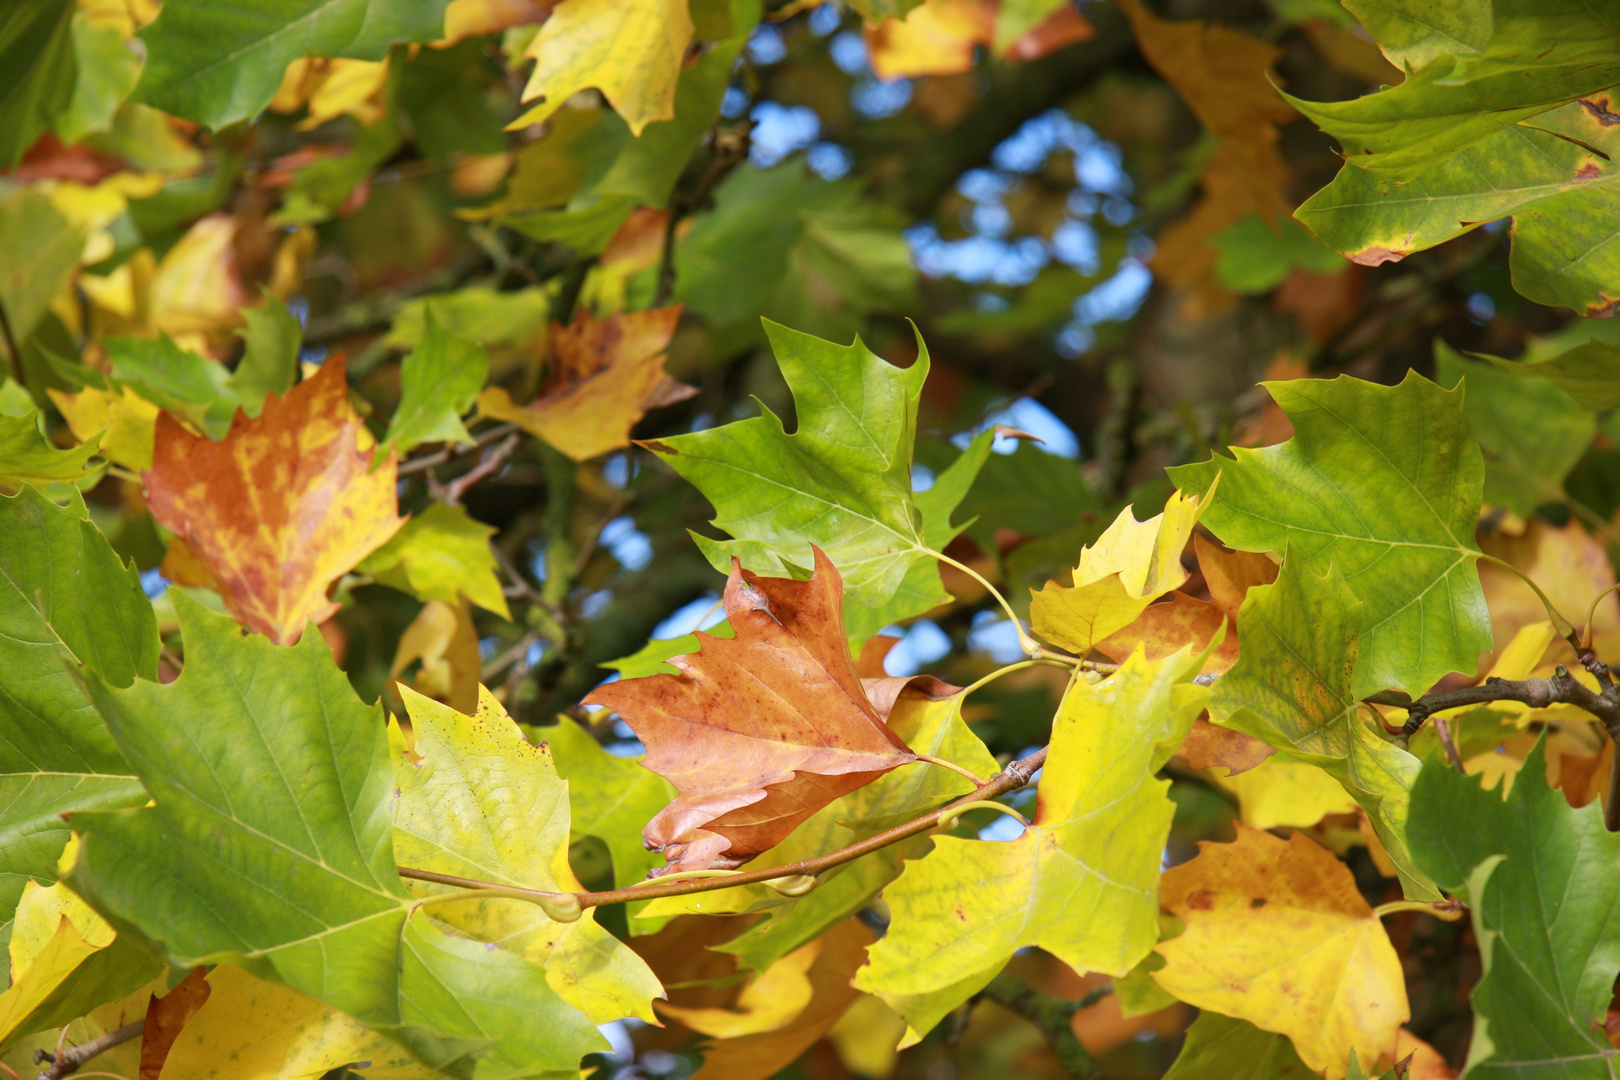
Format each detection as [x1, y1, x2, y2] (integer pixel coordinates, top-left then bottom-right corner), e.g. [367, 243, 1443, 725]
[1372, 899, 1466, 922]
[913, 754, 990, 786]
[936, 799, 1030, 833]
[931, 549, 1041, 655]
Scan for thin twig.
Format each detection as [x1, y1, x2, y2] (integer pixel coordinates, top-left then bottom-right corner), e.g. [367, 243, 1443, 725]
[399, 746, 1049, 909]
[652, 121, 752, 307]
[35, 1021, 143, 1080]
[441, 433, 520, 506]
[397, 423, 520, 478]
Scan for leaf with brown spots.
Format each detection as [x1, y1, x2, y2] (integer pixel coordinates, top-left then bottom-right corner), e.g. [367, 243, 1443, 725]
[143, 358, 404, 645]
[1152, 824, 1409, 1080]
[476, 303, 694, 462]
[585, 548, 918, 874]
[139, 966, 211, 1080]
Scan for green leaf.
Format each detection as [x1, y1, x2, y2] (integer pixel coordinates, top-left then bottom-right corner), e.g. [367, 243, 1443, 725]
[1210, 556, 1438, 900]
[383, 313, 488, 453]
[233, 293, 302, 404]
[67, 596, 600, 1078]
[1505, 182, 1620, 315]
[1211, 213, 1347, 294]
[600, 620, 735, 680]
[1435, 341, 1593, 515]
[846, 0, 923, 19]
[1339, 0, 1491, 70]
[390, 687, 660, 1028]
[1162, 1012, 1315, 1080]
[1169, 373, 1489, 699]
[0, 188, 85, 343]
[1408, 739, 1620, 1078]
[386, 285, 551, 354]
[132, 0, 451, 129]
[854, 647, 1209, 1041]
[544, 715, 676, 892]
[396, 41, 508, 162]
[646, 320, 938, 614]
[0, 0, 76, 167]
[1473, 339, 1620, 410]
[358, 502, 510, 619]
[0, 488, 151, 954]
[104, 330, 294, 440]
[270, 107, 404, 227]
[947, 441, 1105, 566]
[0, 414, 102, 488]
[53, 12, 142, 143]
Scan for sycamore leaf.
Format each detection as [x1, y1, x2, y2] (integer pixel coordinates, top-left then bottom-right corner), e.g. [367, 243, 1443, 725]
[144, 359, 404, 645]
[0, 488, 151, 953]
[1205, 757, 1359, 831]
[68, 596, 605, 1077]
[1409, 739, 1620, 1079]
[48, 385, 161, 472]
[390, 685, 663, 1027]
[1474, 338, 1620, 411]
[133, 0, 454, 128]
[139, 967, 211, 1080]
[478, 304, 687, 462]
[0, 189, 83, 339]
[865, 0, 993, 80]
[855, 646, 1210, 1043]
[586, 549, 918, 874]
[659, 940, 820, 1037]
[1162, 1012, 1315, 1080]
[1030, 485, 1210, 656]
[157, 964, 437, 1080]
[0, 1, 76, 168]
[1178, 717, 1276, 775]
[1209, 556, 1437, 899]
[514, 0, 693, 136]
[544, 716, 676, 891]
[1339, 0, 1490, 70]
[1478, 518, 1620, 657]
[1435, 342, 1592, 516]
[1096, 535, 1278, 675]
[383, 312, 489, 453]
[390, 600, 481, 714]
[104, 329, 297, 441]
[0, 412, 102, 489]
[1170, 373, 1488, 698]
[360, 502, 511, 620]
[1152, 825, 1408, 1079]
[644, 322, 978, 627]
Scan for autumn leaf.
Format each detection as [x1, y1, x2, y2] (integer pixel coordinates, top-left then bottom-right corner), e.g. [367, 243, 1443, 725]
[477, 303, 690, 462]
[390, 599, 481, 713]
[585, 548, 919, 874]
[865, 0, 1092, 79]
[143, 358, 404, 644]
[48, 385, 160, 472]
[658, 939, 821, 1037]
[138, 967, 210, 1080]
[1029, 484, 1211, 656]
[1203, 756, 1359, 831]
[513, 0, 693, 136]
[1152, 824, 1409, 1079]
[1479, 517, 1620, 658]
[361, 502, 511, 620]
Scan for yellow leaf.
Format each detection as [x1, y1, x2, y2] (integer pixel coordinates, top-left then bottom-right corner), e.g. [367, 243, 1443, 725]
[143, 359, 403, 645]
[1480, 519, 1620, 658]
[391, 599, 482, 714]
[659, 939, 821, 1037]
[1030, 484, 1212, 654]
[9, 880, 113, 978]
[865, 0, 993, 81]
[514, 0, 694, 136]
[48, 384, 160, 471]
[149, 213, 250, 343]
[270, 58, 390, 129]
[827, 993, 907, 1079]
[1152, 824, 1408, 1079]
[440, 0, 553, 44]
[1204, 756, 1359, 830]
[157, 965, 435, 1080]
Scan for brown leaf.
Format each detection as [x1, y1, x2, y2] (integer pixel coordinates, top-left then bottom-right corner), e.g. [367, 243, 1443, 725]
[477, 304, 689, 461]
[586, 548, 918, 874]
[144, 358, 404, 645]
[1179, 716, 1275, 775]
[139, 967, 212, 1080]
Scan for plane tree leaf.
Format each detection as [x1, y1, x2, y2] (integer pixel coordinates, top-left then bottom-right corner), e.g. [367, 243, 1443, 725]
[359, 502, 511, 620]
[1152, 825, 1409, 1080]
[1209, 556, 1437, 899]
[0, 413, 101, 489]
[1169, 372, 1489, 699]
[854, 646, 1210, 1043]
[544, 715, 676, 891]
[1162, 1011, 1315, 1080]
[144, 359, 404, 645]
[390, 684, 662, 1027]
[67, 596, 603, 1077]
[1339, 0, 1491, 70]
[102, 327, 297, 442]
[383, 313, 488, 454]
[1473, 338, 1620, 411]
[1408, 739, 1620, 1079]
[0, 488, 151, 947]
[586, 549, 918, 874]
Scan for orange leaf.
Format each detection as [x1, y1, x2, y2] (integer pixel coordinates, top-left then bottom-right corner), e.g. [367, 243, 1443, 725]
[586, 548, 918, 874]
[139, 966, 211, 1080]
[866, 0, 994, 81]
[144, 359, 403, 645]
[477, 304, 692, 462]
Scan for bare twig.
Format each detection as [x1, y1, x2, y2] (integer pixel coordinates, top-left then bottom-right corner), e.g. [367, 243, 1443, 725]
[652, 121, 752, 308]
[35, 1021, 143, 1080]
[979, 975, 1101, 1077]
[397, 423, 520, 478]
[441, 433, 520, 506]
[399, 746, 1049, 909]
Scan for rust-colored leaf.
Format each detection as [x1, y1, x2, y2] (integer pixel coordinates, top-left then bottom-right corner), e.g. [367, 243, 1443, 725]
[139, 966, 211, 1080]
[144, 358, 403, 645]
[477, 304, 692, 461]
[586, 548, 918, 874]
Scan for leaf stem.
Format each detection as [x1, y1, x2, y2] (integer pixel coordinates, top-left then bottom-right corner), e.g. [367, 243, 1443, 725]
[1372, 899, 1466, 922]
[1478, 554, 1576, 637]
[937, 800, 1030, 832]
[396, 745, 1050, 911]
[399, 876, 582, 922]
[913, 754, 990, 786]
[931, 549, 1040, 654]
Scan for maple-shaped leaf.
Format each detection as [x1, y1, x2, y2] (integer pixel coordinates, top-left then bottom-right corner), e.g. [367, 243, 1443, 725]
[1170, 373, 1488, 698]
[478, 304, 690, 462]
[144, 358, 404, 645]
[104, 327, 297, 442]
[1095, 535, 1278, 674]
[1162, 1012, 1314, 1080]
[391, 684, 662, 1027]
[546, 715, 677, 891]
[360, 502, 511, 620]
[382, 312, 489, 454]
[1153, 824, 1409, 1080]
[1474, 337, 1620, 411]
[856, 646, 1210, 1045]
[0, 412, 102, 490]
[585, 548, 918, 874]
[1409, 739, 1620, 1079]
[48, 385, 161, 472]
[1210, 556, 1437, 899]
[1029, 485, 1211, 656]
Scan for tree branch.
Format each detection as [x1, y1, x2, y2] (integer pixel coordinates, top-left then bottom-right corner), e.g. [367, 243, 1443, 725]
[35, 1021, 143, 1079]
[399, 746, 1048, 909]
[397, 422, 519, 477]
[978, 975, 1106, 1078]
